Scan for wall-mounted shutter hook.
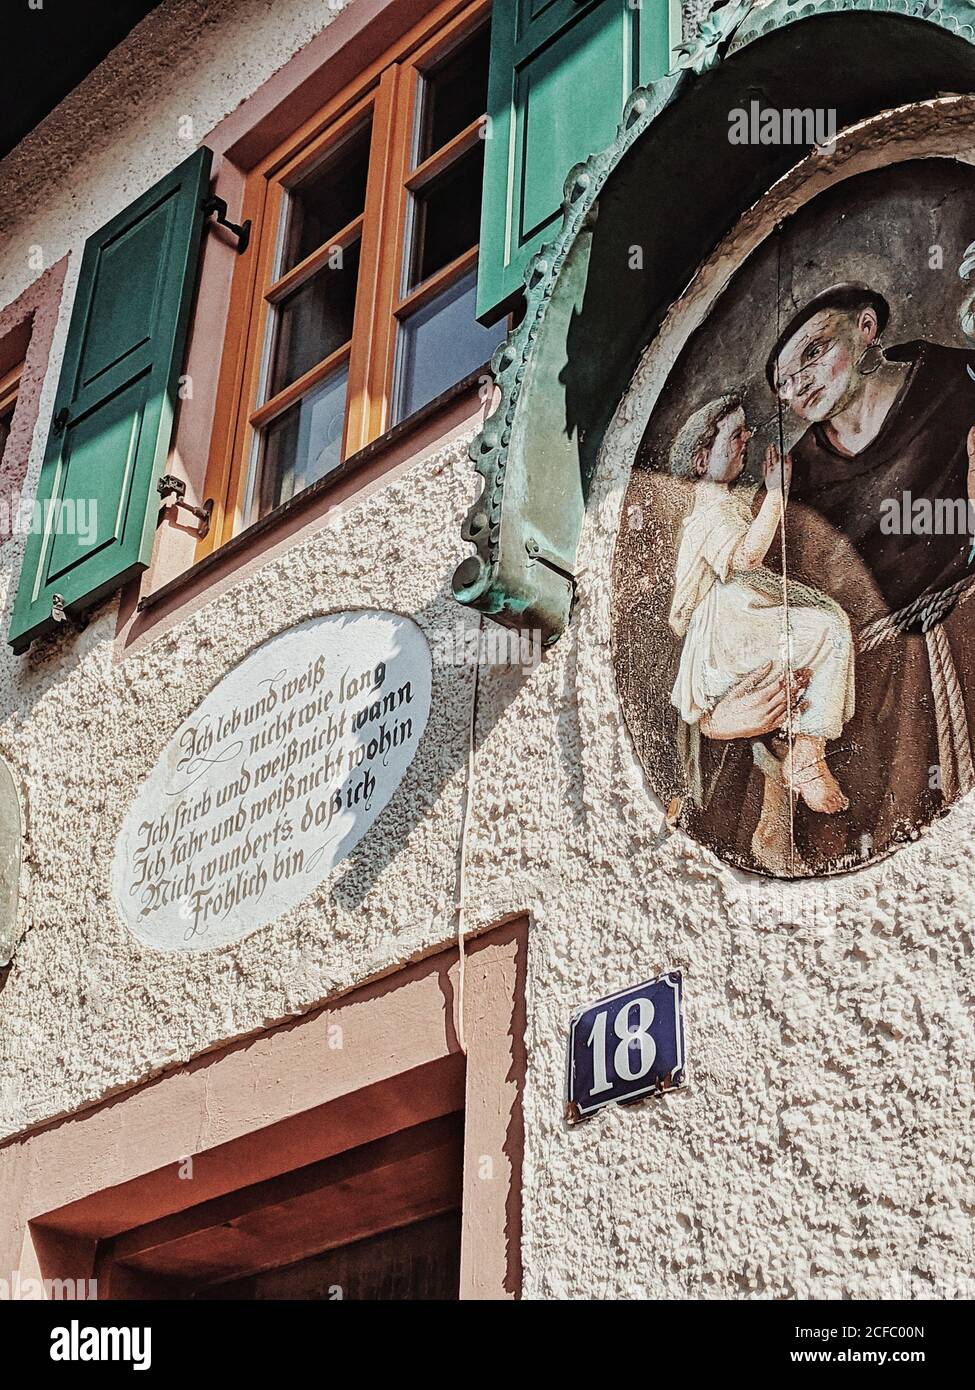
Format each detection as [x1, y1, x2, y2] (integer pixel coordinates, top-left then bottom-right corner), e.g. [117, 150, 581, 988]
[157, 474, 213, 539]
[201, 194, 251, 254]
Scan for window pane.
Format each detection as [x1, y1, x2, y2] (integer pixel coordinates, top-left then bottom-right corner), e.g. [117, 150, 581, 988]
[416, 25, 490, 164]
[252, 366, 348, 521]
[393, 268, 505, 424]
[267, 241, 360, 399]
[408, 143, 483, 290]
[280, 123, 370, 275]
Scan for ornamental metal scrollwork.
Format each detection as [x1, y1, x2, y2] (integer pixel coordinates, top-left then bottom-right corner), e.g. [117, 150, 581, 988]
[452, 0, 975, 645]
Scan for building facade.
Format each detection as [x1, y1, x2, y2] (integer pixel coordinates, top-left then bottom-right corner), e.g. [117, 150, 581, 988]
[0, 0, 973, 1300]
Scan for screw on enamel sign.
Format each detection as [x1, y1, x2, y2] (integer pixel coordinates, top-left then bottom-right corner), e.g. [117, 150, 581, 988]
[566, 971, 686, 1119]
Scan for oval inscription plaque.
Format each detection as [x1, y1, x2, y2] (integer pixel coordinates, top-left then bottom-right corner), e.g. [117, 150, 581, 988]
[113, 611, 432, 950]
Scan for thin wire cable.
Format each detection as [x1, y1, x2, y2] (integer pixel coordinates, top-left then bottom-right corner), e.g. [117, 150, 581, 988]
[455, 614, 482, 1055]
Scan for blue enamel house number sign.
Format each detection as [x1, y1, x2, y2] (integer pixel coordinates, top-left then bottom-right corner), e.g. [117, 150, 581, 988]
[567, 972, 685, 1119]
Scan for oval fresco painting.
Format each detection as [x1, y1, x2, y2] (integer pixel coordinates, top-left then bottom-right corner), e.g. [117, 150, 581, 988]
[613, 159, 975, 877]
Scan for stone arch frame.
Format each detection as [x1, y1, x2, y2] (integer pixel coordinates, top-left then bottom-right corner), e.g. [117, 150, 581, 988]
[451, 0, 975, 643]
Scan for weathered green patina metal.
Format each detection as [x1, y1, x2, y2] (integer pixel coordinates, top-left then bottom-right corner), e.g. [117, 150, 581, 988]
[452, 0, 975, 644]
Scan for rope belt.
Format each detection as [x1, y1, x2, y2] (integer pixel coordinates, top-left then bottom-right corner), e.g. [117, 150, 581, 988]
[857, 570, 975, 801]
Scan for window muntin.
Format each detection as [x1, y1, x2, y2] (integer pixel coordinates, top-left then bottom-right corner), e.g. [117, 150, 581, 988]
[406, 142, 484, 292]
[265, 241, 361, 400]
[249, 366, 349, 519]
[244, 105, 372, 528]
[415, 21, 490, 162]
[278, 124, 371, 278]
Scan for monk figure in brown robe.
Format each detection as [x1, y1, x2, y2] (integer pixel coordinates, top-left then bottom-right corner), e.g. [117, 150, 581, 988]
[684, 283, 975, 876]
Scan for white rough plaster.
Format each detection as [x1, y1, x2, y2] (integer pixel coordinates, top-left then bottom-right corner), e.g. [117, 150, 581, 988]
[0, 5, 972, 1302]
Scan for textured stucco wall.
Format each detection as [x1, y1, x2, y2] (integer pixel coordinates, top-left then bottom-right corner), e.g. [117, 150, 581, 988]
[0, 0, 973, 1301]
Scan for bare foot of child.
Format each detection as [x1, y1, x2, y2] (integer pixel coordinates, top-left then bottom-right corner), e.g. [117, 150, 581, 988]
[787, 735, 848, 814]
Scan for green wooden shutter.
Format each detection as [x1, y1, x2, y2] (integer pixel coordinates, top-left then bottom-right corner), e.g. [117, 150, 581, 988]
[8, 147, 213, 653]
[476, 0, 675, 324]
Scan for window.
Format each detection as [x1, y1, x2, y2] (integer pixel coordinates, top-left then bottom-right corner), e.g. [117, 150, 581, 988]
[214, 0, 506, 542]
[0, 260, 66, 581]
[391, 20, 499, 424]
[0, 362, 20, 463]
[245, 114, 371, 521]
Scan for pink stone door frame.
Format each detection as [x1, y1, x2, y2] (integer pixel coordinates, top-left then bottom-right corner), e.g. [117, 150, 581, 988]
[0, 917, 526, 1300]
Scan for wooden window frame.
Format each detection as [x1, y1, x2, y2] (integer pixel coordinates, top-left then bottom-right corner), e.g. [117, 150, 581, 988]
[0, 363, 22, 490]
[0, 361, 22, 429]
[200, 0, 491, 557]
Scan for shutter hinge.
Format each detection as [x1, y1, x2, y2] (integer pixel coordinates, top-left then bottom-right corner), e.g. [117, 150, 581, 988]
[157, 474, 213, 539]
[201, 195, 251, 254]
[52, 407, 69, 434]
[50, 593, 90, 634]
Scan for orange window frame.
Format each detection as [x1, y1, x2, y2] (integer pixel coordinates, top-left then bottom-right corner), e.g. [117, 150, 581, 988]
[0, 362, 22, 436]
[200, 0, 491, 557]
[0, 361, 22, 483]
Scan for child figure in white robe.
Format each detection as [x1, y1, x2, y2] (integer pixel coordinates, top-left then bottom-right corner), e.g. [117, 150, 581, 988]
[668, 394, 855, 815]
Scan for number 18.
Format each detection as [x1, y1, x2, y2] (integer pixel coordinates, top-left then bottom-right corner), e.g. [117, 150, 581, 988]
[586, 997, 656, 1096]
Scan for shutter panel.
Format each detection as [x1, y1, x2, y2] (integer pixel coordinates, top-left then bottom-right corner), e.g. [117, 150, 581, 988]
[476, 0, 674, 324]
[8, 146, 213, 653]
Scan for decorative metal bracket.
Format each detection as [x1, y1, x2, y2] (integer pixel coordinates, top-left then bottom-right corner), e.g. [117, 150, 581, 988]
[451, 76, 683, 646]
[673, 0, 755, 75]
[157, 474, 213, 539]
[452, 0, 975, 648]
[201, 194, 251, 254]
